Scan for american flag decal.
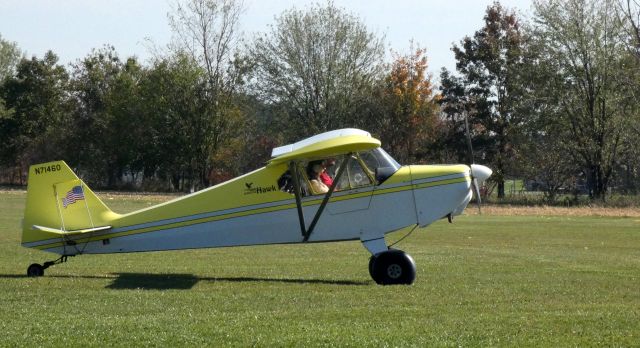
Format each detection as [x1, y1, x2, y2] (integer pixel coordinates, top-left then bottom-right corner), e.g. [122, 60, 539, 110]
[62, 185, 85, 208]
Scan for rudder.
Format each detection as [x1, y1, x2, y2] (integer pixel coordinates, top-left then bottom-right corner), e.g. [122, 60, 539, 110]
[22, 161, 119, 245]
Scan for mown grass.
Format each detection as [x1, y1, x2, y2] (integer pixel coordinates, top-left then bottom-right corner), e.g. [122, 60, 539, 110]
[0, 191, 638, 346]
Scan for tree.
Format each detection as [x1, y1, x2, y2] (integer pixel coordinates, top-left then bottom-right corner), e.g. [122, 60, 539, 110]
[436, 69, 474, 164]
[519, 48, 581, 203]
[616, 0, 640, 192]
[101, 57, 147, 187]
[373, 45, 438, 164]
[0, 94, 16, 175]
[248, 1, 386, 139]
[441, 2, 529, 198]
[67, 46, 133, 186]
[168, 0, 244, 97]
[166, 0, 248, 189]
[618, 0, 640, 58]
[140, 53, 243, 191]
[533, 0, 636, 200]
[0, 52, 70, 182]
[0, 34, 23, 81]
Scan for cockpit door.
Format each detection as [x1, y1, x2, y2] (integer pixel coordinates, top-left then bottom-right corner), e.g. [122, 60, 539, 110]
[326, 155, 375, 215]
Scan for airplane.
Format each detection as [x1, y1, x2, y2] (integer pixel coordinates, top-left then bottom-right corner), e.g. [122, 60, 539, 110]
[21, 128, 492, 285]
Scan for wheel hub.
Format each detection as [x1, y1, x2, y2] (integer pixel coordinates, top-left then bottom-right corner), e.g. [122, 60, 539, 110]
[387, 264, 402, 279]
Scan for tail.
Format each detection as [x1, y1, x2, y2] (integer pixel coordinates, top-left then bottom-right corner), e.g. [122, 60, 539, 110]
[22, 161, 120, 246]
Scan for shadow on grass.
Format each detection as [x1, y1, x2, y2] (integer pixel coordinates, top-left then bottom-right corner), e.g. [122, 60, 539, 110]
[108, 273, 371, 289]
[0, 274, 28, 279]
[106, 273, 199, 290]
[0, 273, 370, 289]
[201, 276, 370, 286]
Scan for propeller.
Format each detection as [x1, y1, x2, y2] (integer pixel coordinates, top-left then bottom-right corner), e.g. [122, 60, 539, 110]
[464, 113, 483, 214]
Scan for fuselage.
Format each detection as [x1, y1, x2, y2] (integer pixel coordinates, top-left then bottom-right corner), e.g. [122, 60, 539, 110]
[24, 163, 472, 255]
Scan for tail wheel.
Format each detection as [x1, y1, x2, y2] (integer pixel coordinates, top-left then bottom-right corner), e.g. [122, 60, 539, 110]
[370, 250, 416, 285]
[27, 263, 45, 277]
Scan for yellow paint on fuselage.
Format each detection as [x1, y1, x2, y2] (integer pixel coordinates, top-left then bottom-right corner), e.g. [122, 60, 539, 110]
[410, 164, 470, 181]
[113, 163, 293, 228]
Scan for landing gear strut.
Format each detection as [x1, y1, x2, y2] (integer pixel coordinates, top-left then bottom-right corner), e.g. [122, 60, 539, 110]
[27, 255, 71, 277]
[369, 249, 416, 285]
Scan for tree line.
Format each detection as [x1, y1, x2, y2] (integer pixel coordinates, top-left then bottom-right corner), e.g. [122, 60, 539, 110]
[1, 0, 639, 202]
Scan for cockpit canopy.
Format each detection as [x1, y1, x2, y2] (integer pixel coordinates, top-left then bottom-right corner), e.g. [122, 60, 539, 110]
[278, 148, 401, 196]
[270, 128, 401, 196]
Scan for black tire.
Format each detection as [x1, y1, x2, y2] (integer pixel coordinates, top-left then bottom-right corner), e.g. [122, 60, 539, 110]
[27, 263, 44, 277]
[371, 250, 416, 285]
[368, 254, 378, 280]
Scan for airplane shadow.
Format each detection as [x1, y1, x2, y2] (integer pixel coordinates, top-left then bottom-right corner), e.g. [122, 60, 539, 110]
[0, 273, 370, 290]
[106, 273, 199, 290]
[108, 273, 371, 289]
[201, 276, 370, 287]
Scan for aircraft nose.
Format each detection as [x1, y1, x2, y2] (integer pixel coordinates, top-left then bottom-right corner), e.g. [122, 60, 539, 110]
[470, 164, 492, 183]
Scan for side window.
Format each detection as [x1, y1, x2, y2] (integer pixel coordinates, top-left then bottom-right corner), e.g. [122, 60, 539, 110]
[277, 164, 313, 196]
[278, 156, 377, 197]
[347, 157, 373, 188]
[277, 170, 294, 194]
[333, 156, 373, 190]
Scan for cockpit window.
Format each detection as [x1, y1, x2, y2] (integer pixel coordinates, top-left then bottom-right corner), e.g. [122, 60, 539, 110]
[358, 148, 401, 184]
[333, 156, 372, 190]
[276, 148, 401, 196]
[277, 170, 295, 193]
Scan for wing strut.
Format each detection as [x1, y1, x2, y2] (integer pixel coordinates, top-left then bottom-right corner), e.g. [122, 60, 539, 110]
[304, 155, 350, 242]
[289, 161, 307, 238]
[290, 155, 351, 242]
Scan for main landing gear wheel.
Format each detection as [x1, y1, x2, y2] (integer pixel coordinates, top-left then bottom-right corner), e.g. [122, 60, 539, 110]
[368, 254, 377, 279]
[370, 249, 416, 285]
[27, 263, 45, 277]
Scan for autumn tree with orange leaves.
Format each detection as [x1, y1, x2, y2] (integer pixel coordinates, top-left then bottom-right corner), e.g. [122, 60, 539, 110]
[373, 45, 439, 164]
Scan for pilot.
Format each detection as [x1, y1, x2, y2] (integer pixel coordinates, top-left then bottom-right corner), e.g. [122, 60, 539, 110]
[308, 161, 329, 194]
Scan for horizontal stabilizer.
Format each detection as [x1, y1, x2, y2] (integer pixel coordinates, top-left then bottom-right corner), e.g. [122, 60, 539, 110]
[32, 225, 112, 235]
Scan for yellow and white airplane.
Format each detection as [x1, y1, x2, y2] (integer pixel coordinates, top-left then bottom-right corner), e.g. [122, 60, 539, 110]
[21, 129, 491, 285]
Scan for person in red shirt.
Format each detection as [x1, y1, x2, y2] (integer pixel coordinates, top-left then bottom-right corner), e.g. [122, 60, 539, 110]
[320, 158, 335, 186]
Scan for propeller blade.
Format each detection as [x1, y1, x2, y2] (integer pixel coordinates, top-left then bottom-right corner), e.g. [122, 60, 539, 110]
[465, 114, 482, 214]
[472, 177, 482, 214]
[469, 165, 492, 215]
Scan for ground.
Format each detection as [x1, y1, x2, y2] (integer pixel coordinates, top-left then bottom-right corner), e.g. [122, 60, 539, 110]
[0, 190, 638, 346]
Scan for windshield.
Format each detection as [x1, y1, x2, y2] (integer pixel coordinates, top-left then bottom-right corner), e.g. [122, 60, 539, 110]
[358, 148, 401, 184]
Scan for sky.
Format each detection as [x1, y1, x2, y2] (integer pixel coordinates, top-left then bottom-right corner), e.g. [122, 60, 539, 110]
[0, 0, 534, 76]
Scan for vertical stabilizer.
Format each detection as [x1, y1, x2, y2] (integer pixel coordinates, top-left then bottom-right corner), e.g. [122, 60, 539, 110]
[22, 161, 120, 245]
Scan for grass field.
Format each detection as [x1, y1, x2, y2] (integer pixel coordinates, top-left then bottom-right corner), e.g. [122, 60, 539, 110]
[1, 190, 638, 346]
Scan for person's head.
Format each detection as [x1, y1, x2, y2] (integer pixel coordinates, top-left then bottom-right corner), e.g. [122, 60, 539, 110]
[307, 160, 324, 178]
[323, 158, 336, 167]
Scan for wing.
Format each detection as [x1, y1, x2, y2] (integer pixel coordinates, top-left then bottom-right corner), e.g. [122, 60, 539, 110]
[268, 133, 381, 166]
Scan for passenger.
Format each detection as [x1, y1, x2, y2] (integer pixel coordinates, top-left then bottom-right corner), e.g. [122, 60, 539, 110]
[320, 158, 335, 186]
[307, 161, 329, 194]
